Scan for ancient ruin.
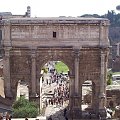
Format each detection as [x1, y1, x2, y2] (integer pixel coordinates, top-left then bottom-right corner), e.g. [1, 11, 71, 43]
[1, 17, 109, 119]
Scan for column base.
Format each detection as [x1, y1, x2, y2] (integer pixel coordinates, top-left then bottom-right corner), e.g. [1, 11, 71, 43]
[5, 91, 13, 100]
[99, 108, 107, 120]
[67, 108, 107, 119]
[67, 108, 82, 120]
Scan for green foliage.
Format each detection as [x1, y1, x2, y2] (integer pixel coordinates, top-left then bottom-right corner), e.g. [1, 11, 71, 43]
[55, 61, 69, 73]
[81, 11, 120, 27]
[113, 72, 120, 75]
[107, 72, 112, 85]
[107, 78, 112, 85]
[81, 11, 120, 44]
[12, 97, 38, 118]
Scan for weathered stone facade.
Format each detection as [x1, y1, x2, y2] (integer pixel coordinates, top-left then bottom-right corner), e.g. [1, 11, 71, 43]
[1, 17, 109, 119]
[0, 96, 12, 113]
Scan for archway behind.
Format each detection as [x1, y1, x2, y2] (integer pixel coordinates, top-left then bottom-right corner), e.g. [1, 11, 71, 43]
[39, 61, 70, 116]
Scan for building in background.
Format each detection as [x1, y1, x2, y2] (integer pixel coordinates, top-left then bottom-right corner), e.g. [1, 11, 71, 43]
[0, 6, 31, 19]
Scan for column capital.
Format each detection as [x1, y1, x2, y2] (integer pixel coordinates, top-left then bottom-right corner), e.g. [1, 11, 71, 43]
[101, 50, 106, 55]
[100, 47, 108, 53]
[99, 93, 106, 99]
[74, 49, 80, 60]
[5, 51, 10, 58]
[31, 49, 36, 58]
[4, 47, 11, 58]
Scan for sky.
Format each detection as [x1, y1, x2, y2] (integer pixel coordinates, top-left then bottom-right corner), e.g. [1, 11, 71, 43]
[0, 0, 120, 17]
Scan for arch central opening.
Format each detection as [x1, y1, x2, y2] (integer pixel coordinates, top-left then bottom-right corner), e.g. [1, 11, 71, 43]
[39, 61, 70, 118]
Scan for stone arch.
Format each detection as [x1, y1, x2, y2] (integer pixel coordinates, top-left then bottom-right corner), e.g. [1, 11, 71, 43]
[36, 48, 75, 77]
[37, 57, 72, 74]
[2, 17, 110, 119]
[10, 74, 30, 101]
[35, 50, 74, 97]
[81, 80, 100, 113]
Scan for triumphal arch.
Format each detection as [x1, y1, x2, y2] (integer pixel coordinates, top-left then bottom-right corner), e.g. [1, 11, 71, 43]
[1, 17, 109, 119]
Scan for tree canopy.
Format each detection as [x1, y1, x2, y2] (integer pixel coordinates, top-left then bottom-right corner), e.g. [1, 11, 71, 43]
[12, 97, 38, 118]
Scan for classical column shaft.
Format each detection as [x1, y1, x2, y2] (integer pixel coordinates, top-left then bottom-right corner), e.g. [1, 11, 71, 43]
[72, 50, 81, 112]
[117, 43, 120, 56]
[100, 52, 105, 94]
[3, 49, 12, 98]
[69, 76, 75, 109]
[31, 52, 37, 95]
[75, 56, 79, 94]
[99, 51, 106, 109]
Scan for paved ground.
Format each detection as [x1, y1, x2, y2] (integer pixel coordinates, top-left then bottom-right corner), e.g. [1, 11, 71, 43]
[11, 117, 46, 120]
[42, 74, 67, 120]
[45, 105, 66, 120]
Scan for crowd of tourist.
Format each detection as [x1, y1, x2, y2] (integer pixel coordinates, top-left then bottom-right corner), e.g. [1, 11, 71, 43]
[45, 84, 69, 107]
[43, 61, 69, 108]
[0, 112, 29, 120]
[0, 112, 11, 120]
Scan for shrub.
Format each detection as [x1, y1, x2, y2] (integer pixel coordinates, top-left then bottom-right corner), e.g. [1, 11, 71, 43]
[12, 97, 38, 118]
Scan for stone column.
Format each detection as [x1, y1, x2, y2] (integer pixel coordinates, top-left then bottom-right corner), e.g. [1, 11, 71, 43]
[37, 73, 43, 114]
[99, 50, 107, 119]
[31, 50, 37, 97]
[92, 84, 99, 111]
[99, 50, 106, 108]
[74, 49, 80, 94]
[68, 49, 82, 119]
[74, 49, 81, 111]
[116, 43, 120, 56]
[69, 75, 75, 109]
[3, 47, 12, 98]
[67, 75, 75, 119]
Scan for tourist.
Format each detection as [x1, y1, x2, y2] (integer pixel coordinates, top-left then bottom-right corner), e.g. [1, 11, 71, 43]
[48, 115, 52, 120]
[25, 117, 28, 120]
[0, 113, 3, 120]
[45, 99, 48, 107]
[5, 112, 12, 120]
[64, 108, 68, 120]
[89, 112, 92, 119]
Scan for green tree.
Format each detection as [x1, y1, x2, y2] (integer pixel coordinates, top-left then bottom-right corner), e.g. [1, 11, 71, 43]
[55, 61, 69, 73]
[12, 97, 38, 118]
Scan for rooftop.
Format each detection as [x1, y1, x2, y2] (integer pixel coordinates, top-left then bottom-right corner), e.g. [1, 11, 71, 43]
[2, 17, 109, 25]
[0, 12, 12, 16]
